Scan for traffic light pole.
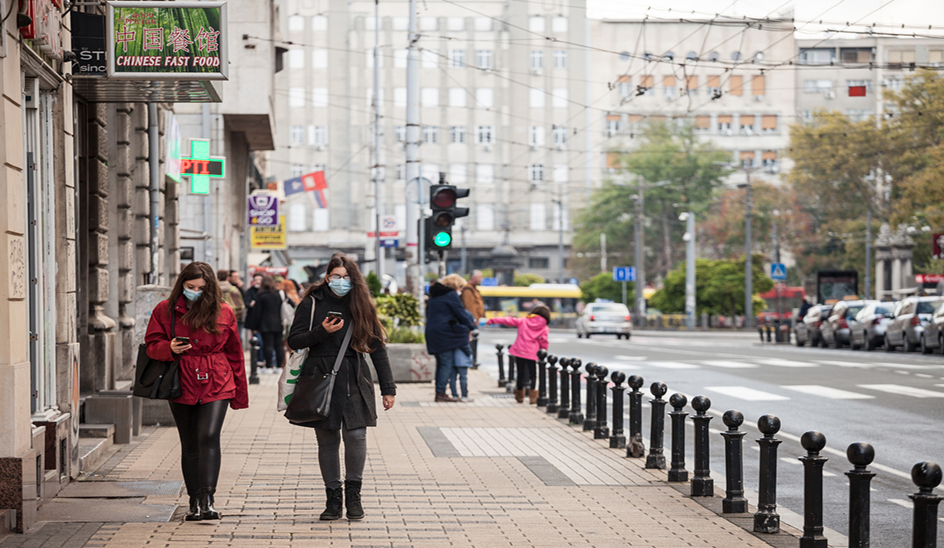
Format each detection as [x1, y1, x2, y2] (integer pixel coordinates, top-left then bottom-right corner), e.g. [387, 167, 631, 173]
[438, 250, 446, 277]
[404, 0, 421, 299]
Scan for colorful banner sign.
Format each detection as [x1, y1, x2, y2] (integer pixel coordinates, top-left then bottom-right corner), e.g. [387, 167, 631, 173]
[248, 195, 279, 226]
[251, 216, 287, 250]
[165, 112, 182, 182]
[106, 1, 228, 80]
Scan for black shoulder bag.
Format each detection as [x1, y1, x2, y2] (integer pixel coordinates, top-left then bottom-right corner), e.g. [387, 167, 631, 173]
[284, 325, 353, 423]
[133, 310, 182, 400]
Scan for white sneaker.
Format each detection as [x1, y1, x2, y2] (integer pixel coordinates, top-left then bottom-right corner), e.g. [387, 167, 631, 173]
[460, 397, 475, 403]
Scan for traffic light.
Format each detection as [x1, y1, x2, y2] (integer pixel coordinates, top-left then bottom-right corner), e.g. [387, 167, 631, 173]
[426, 183, 469, 250]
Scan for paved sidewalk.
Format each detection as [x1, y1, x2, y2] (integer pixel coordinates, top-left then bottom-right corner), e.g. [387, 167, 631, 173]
[3, 369, 793, 548]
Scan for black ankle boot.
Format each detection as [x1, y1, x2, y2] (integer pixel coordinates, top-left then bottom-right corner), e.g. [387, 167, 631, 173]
[319, 487, 344, 521]
[185, 495, 202, 521]
[198, 489, 221, 520]
[344, 480, 364, 520]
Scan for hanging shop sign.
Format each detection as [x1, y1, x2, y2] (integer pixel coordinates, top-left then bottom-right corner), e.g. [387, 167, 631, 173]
[165, 112, 182, 183]
[250, 216, 287, 250]
[106, 1, 228, 80]
[180, 139, 225, 194]
[18, 0, 64, 61]
[248, 195, 279, 226]
[71, 11, 106, 74]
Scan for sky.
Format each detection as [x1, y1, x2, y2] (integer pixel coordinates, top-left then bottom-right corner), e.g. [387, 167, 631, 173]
[588, 0, 944, 38]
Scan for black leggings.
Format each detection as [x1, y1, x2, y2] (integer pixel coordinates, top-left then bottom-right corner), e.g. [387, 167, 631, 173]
[516, 358, 536, 391]
[169, 400, 229, 496]
[261, 331, 285, 369]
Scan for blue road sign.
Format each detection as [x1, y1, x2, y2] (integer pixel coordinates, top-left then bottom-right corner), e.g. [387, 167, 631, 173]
[770, 263, 787, 281]
[380, 239, 398, 248]
[568, 277, 579, 285]
[612, 266, 636, 282]
[481, 277, 499, 287]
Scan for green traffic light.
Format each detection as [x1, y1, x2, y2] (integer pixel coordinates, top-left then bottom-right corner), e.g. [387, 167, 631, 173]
[432, 231, 452, 247]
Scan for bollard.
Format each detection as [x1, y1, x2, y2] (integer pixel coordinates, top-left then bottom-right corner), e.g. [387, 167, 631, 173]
[846, 442, 875, 548]
[799, 430, 829, 548]
[627, 375, 646, 459]
[644, 382, 667, 468]
[506, 354, 516, 394]
[594, 366, 609, 440]
[496, 344, 507, 388]
[721, 410, 748, 513]
[766, 325, 773, 343]
[249, 336, 261, 385]
[690, 396, 713, 496]
[536, 349, 548, 407]
[609, 371, 626, 449]
[667, 393, 689, 482]
[758, 326, 765, 342]
[583, 363, 598, 432]
[754, 414, 782, 533]
[557, 358, 571, 419]
[546, 355, 559, 414]
[569, 359, 584, 425]
[910, 461, 943, 548]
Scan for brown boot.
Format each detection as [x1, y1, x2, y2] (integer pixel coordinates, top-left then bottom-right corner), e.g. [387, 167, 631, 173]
[529, 388, 539, 405]
[514, 389, 525, 403]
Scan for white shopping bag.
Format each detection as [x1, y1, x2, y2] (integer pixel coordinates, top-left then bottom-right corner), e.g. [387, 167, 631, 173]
[277, 296, 315, 412]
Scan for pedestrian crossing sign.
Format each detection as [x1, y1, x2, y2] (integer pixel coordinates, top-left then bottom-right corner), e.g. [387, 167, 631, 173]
[770, 263, 787, 281]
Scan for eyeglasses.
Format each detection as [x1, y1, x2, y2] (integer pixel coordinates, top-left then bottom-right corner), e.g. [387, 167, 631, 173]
[328, 275, 351, 281]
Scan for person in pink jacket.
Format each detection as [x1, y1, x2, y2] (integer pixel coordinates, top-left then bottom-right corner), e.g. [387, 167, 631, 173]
[486, 305, 550, 404]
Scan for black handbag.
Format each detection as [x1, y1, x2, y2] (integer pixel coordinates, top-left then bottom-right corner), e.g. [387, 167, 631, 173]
[133, 311, 182, 400]
[284, 324, 353, 423]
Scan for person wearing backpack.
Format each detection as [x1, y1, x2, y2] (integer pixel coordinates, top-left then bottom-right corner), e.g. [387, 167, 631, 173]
[244, 275, 285, 373]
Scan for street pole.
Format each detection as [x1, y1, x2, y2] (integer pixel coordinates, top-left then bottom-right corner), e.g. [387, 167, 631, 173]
[773, 216, 782, 330]
[600, 232, 607, 273]
[460, 222, 467, 275]
[744, 170, 753, 329]
[634, 175, 647, 327]
[372, 0, 384, 277]
[147, 103, 159, 284]
[404, 0, 420, 298]
[557, 198, 565, 283]
[684, 212, 696, 330]
[865, 209, 871, 299]
[622, 281, 627, 306]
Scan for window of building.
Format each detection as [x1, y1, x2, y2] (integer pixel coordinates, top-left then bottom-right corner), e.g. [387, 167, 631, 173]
[477, 204, 495, 230]
[530, 164, 544, 182]
[801, 110, 813, 122]
[752, 75, 765, 97]
[395, 126, 406, 142]
[731, 50, 742, 61]
[421, 87, 439, 106]
[930, 50, 944, 67]
[311, 49, 328, 68]
[310, 126, 327, 145]
[530, 88, 545, 108]
[449, 88, 466, 107]
[450, 49, 465, 67]
[717, 114, 733, 133]
[803, 79, 832, 93]
[761, 115, 777, 133]
[422, 49, 437, 68]
[887, 49, 915, 70]
[393, 17, 408, 31]
[395, 164, 406, 180]
[845, 109, 874, 122]
[553, 164, 567, 183]
[530, 204, 547, 230]
[474, 17, 492, 31]
[686, 51, 698, 62]
[288, 15, 304, 31]
[663, 75, 677, 98]
[605, 114, 622, 136]
[707, 51, 720, 62]
[313, 88, 328, 107]
[449, 164, 467, 184]
[476, 88, 494, 107]
[686, 75, 698, 95]
[394, 88, 407, 107]
[740, 115, 755, 134]
[621, 51, 631, 62]
[529, 257, 550, 269]
[707, 75, 721, 97]
[290, 125, 305, 145]
[289, 203, 307, 232]
[289, 87, 305, 107]
[740, 151, 755, 168]
[754, 51, 764, 62]
[476, 126, 493, 144]
[663, 51, 675, 61]
[554, 50, 567, 69]
[529, 16, 545, 32]
[531, 50, 544, 70]
[291, 164, 305, 177]
[694, 115, 710, 132]
[288, 49, 304, 68]
[552, 16, 568, 33]
[841, 48, 873, 63]
[420, 17, 437, 31]
[640, 75, 654, 95]
[617, 75, 632, 100]
[447, 17, 464, 31]
[552, 88, 568, 108]
[762, 151, 778, 173]
[476, 49, 493, 69]
[422, 126, 439, 144]
[729, 75, 743, 96]
[478, 164, 495, 184]
[552, 204, 569, 231]
[847, 80, 871, 97]
[530, 126, 545, 146]
[798, 48, 835, 65]
[313, 209, 330, 232]
[312, 15, 327, 31]
[553, 126, 567, 146]
[886, 78, 904, 91]
[450, 126, 466, 144]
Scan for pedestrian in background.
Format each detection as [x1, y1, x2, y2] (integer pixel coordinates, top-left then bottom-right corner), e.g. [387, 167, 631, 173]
[218, 270, 245, 324]
[245, 275, 285, 373]
[486, 305, 550, 404]
[145, 261, 249, 522]
[287, 253, 396, 521]
[246, 273, 265, 366]
[460, 270, 486, 367]
[426, 274, 477, 403]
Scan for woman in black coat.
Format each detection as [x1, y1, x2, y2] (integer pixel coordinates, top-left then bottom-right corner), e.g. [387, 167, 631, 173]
[245, 275, 285, 373]
[287, 253, 396, 522]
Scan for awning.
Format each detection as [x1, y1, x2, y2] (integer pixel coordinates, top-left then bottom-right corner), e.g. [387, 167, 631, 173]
[72, 76, 222, 103]
[247, 252, 271, 266]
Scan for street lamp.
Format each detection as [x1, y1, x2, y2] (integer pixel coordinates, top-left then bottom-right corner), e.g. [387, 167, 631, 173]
[679, 211, 696, 329]
[624, 178, 671, 327]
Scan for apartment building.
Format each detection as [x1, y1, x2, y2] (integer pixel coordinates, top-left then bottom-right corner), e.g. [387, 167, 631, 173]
[590, 18, 797, 186]
[273, 0, 596, 282]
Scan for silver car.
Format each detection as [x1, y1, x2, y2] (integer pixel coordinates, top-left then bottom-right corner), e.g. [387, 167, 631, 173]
[849, 302, 895, 351]
[822, 300, 873, 348]
[576, 303, 632, 339]
[884, 296, 944, 352]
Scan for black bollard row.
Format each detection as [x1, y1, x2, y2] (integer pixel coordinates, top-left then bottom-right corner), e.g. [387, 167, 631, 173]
[799, 431, 829, 548]
[668, 393, 689, 482]
[249, 336, 261, 385]
[644, 382, 667, 469]
[583, 362, 598, 432]
[720, 410, 747, 513]
[496, 344, 506, 388]
[506, 354, 516, 394]
[846, 442, 875, 548]
[754, 414, 782, 533]
[545, 355, 559, 414]
[569, 359, 584, 425]
[609, 371, 626, 449]
[593, 366, 609, 440]
[910, 461, 943, 548]
[690, 396, 713, 497]
[557, 358, 571, 420]
[627, 376, 646, 459]
[536, 349, 548, 407]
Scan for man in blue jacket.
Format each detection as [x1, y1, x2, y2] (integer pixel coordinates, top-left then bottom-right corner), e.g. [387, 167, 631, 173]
[425, 275, 477, 402]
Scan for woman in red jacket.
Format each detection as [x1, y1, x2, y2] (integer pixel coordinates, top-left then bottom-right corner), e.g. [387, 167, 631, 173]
[145, 262, 249, 522]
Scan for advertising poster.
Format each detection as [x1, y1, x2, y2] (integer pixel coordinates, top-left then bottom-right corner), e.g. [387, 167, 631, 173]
[251, 216, 287, 250]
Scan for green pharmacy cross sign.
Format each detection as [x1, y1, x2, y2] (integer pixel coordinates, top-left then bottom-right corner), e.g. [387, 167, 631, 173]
[180, 139, 225, 194]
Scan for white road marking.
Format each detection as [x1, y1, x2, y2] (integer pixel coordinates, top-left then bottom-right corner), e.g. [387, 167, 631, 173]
[817, 360, 877, 368]
[705, 386, 790, 401]
[647, 361, 701, 369]
[758, 358, 818, 368]
[780, 385, 874, 400]
[916, 373, 934, 379]
[936, 384, 944, 388]
[780, 457, 801, 466]
[615, 355, 647, 361]
[875, 363, 936, 370]
[823, 471, 837, 477]
[701, 360, 759, 369]
[895, 370, 911, 375]
[858, 384, 944, 398]
[888, 498, 912, 509]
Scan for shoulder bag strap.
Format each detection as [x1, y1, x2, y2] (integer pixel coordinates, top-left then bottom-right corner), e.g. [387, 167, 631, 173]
[330, 324, 354, 376]
[308, 296, 316, 330]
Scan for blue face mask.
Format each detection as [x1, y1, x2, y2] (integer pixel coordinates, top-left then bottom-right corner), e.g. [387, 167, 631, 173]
[183, 288, 203, 301]
[328, 279, 352, 296]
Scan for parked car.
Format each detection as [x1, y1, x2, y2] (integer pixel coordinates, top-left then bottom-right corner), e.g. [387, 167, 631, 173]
[822, 300, 874, 348]
[918, 301, 944, 354]
[576, 302, 632, 339]
[794, 304, 833, 347]
[884, 296, 944, 352]
[849, 302, 896, 351]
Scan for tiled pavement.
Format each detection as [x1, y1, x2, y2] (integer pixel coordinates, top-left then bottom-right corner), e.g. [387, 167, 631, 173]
[2, 369, 803, 548]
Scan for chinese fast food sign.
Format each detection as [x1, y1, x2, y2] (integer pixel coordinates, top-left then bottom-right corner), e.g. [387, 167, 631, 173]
[106, 2, 228, 80]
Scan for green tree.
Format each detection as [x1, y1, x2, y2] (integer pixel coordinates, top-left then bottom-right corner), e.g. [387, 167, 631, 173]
[365, 271, 383, 298]
[514, 272, 546, 286]
[580, 272, 633, 304]
[648, 257, 773, 319]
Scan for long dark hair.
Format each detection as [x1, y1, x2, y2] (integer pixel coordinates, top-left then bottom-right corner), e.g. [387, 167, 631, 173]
[303, 253, 385, 353]
[168, 262, 223, 334]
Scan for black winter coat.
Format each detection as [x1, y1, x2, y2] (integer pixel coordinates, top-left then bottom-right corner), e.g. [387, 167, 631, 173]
[425, 282, 477, 356]
[245, 289, 283, 333]
[286, 286, 396, 430]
